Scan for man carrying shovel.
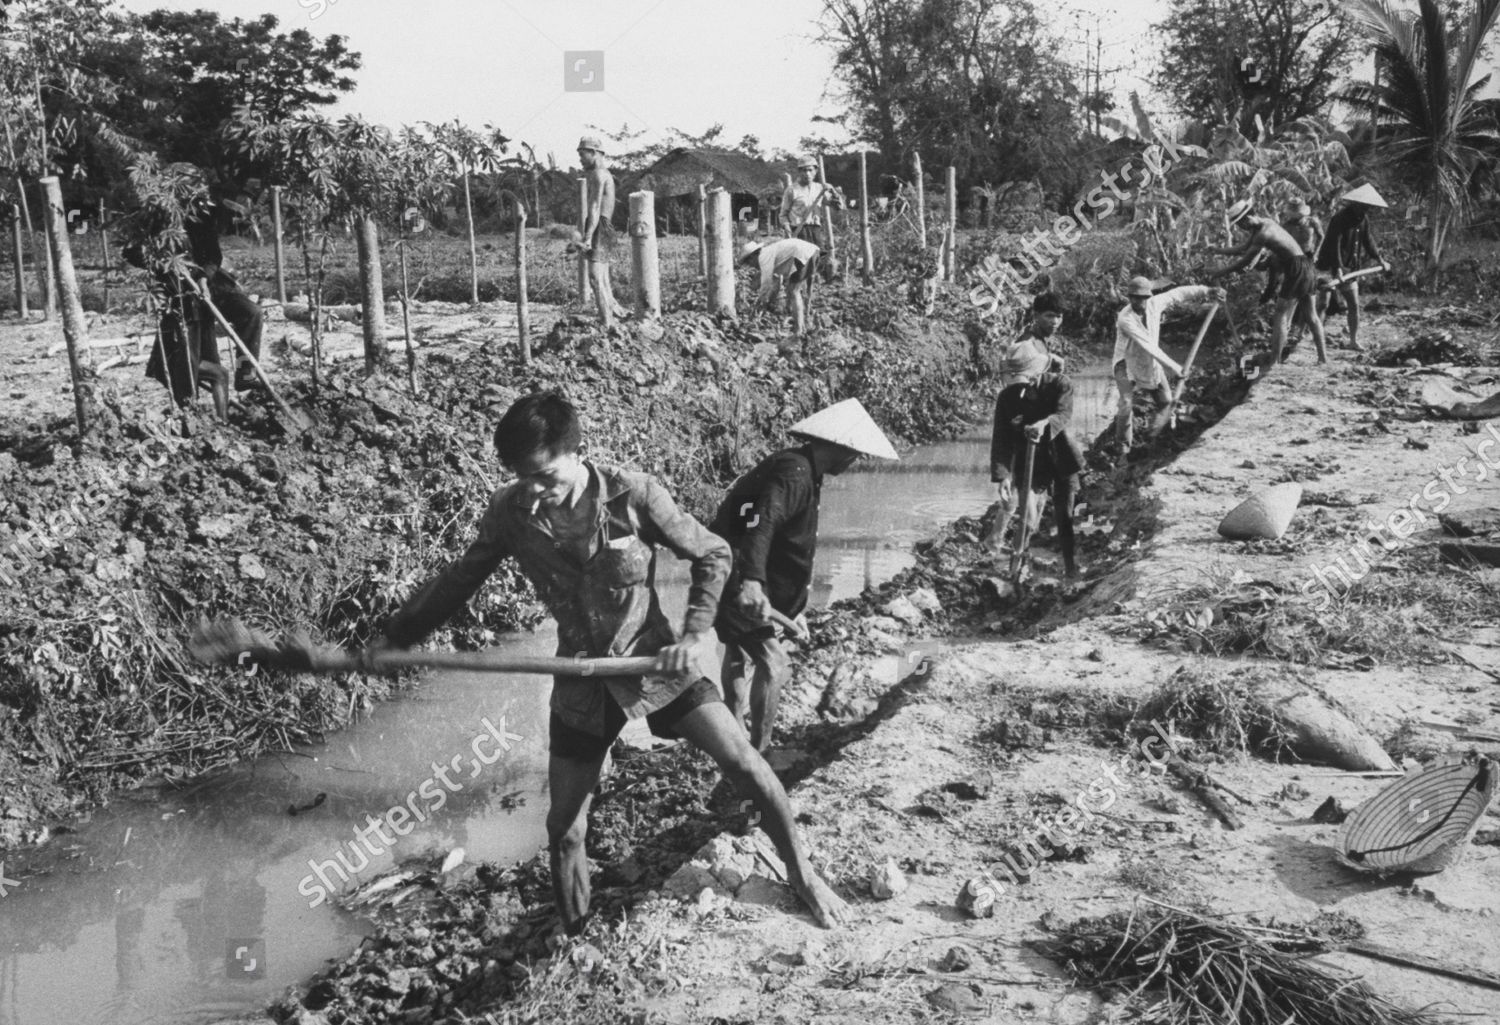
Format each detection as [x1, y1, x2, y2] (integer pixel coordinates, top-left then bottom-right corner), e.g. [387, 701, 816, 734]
[1112, 277, 1225, 457]
[374, 392, 849, 934]
[1204, 199, 1326, 366]
[1315, 184, 1391, 352]
[710, 398, 900, 751]
[985, 338, 1086, 580]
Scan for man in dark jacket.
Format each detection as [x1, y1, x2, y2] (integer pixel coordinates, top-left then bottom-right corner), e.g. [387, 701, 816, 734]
[987, 364, 1086, 579]
[1315, 184, 1390, 352]
[711, 399, 898, 751]
[375, 393, 849, 932]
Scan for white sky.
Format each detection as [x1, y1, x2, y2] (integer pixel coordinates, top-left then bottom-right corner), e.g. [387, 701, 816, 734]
[116, 0, 1175, 169]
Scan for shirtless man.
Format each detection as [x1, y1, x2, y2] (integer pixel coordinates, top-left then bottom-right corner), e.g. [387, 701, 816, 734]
[1204, 199, 1327, 366]
[577, 135, 626, 328]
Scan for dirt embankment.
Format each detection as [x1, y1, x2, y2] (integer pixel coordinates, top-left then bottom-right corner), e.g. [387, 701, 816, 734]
[261, 298, 1500, 1025]
[0, 285, 989, 852]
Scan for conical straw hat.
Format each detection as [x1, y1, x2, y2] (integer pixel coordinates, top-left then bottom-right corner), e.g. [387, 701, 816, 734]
[1340, 757, 1495, 874]
[789, 399, 900, 460]
[1217, 483, 1302, 540]
[1340, 184, 1388, 208]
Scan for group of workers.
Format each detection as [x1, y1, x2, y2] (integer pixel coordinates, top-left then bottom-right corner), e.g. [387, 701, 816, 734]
[372, 390, 903, 935]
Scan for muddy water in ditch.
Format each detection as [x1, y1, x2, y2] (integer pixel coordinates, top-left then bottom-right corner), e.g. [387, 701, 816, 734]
[0, 372, 1115, 1025]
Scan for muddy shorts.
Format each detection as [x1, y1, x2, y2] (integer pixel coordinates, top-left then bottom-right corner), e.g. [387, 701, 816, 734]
[588, 219, 618, 264]
[549, 676, 722, 762]
[1278, 254, 1317, 301]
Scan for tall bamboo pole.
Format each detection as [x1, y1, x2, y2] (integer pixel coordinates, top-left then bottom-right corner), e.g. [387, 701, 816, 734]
[858, 150, 874, 284]
[10, 204, 28, 318]
[946, 166, 957, 281]
[40, 177, 88, 436]
[697, 184, 708, 281]
[913, 151, 927, 246]
[576, 177, 589, 301]
[463, 169, 479, 304]
[270, 185, 287, 304]
[514, 198, 530, 363]
[98, 199, 111, 312]
[629, 190, 660, 319]
[817, 154, 839, 279]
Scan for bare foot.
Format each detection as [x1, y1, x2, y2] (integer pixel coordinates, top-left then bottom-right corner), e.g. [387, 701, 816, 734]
[792, 871, 851, 928]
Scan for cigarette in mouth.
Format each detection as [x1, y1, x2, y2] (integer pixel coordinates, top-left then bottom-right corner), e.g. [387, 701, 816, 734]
[529, 498, 541, 516]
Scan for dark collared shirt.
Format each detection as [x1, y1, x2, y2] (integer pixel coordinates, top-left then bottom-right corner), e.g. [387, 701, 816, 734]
[709, 446, 822, 619]
[990, 373, 1086, 488]
[385, 462, 731, 735]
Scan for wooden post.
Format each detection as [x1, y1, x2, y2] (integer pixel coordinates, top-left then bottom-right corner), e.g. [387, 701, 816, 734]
[270, 185, 287, 304]
[697, 184, 709, 281]
[629, 190, 661, 319]
[462, 169, 479, 305]
[10, 204, 27, 318]
[98, 199, 111, 312]
[398, 241, 417, 395]
[705, 187, 735, 318]
[914, 151, 927, 246]
[858, 150, 874, 283]
[36, 184, 55, 318]
[514, 198, 530, 364]
[39, 176, 89, 436]
[576, 177, 589, 302]
[945, 165, 957, 281]
[354, 215, 387, 372]
[817, 154, 839, 279]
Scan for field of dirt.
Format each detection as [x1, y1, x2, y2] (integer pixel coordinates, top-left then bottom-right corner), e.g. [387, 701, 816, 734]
[5, 229, 1500, 1024]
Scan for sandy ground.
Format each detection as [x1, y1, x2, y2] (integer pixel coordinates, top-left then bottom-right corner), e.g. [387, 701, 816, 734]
[613, 307, 1500, 1024]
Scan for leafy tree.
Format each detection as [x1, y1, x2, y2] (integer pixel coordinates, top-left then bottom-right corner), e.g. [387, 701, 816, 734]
[1152, 0, 1356, 136]
[1342, 0, 1500, 278]
[818, 0, 1082, 195]
[425, 119, 509, 304]
[78, 8, 359, 188]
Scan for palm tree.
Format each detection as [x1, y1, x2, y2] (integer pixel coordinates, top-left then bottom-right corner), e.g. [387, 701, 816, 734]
[1341, 0, 1500, 282]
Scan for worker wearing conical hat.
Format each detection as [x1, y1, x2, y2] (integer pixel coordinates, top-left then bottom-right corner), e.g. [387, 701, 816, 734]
[710, 399, 898, 750]
[1205, 198, 1326, 366]
[740, 237, 820, 337]
[1315, 183, 1390, 352]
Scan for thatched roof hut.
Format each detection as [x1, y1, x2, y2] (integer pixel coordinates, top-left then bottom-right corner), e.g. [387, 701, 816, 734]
[627, 148, 787, 202]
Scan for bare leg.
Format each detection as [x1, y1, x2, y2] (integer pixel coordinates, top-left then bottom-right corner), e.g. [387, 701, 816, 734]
[672, 702, 851, 928]
[720, 643, 751, 732]
[1113, 361, 1135, 455]
[1299, 295, 1328, 363]
[1272, 298, 1295, 364]
[746, 637, 791, 752]
[985, 477, 1017, 553]
[546, 750, 609, 935]
[588, 258, 613, 329]
[1344, 282, 1363, 350]
[787, 277, 806, 337]
[1055, 474, 1079, 578]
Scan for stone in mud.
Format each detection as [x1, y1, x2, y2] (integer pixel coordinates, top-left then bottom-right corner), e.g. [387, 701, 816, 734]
[944, 771, 994, 800]
[926, 982, 986, 1016]
[663, 862, 723, 899]
[1312, 796, 1348, 824]
[907, 587, 942, 615]
[737, 874, 793, 907]
[982, 576, 1016, 601]
[869, 857, 908, 899]
[881, 595, 925, 626]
